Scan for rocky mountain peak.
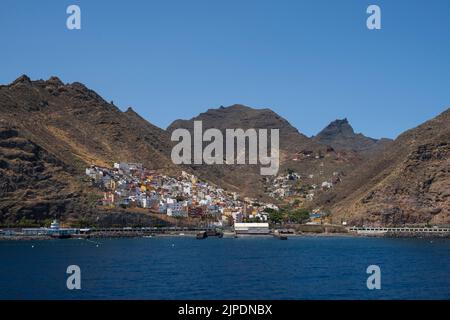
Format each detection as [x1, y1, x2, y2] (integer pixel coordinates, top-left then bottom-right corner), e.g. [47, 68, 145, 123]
[124, 106, 145, 121]
[10, 74, 32, 86]
[46, 76, 64, 87]
[313, 118, 384, 152]
[318, 118, 355, 138]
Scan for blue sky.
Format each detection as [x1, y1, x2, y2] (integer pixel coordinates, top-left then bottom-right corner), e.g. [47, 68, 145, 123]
[0, 0, 449, 139]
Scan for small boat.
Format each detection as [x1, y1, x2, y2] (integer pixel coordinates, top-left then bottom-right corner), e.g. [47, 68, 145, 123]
[196, 231, 207, 239]
[273, 230, 288, 240]
[206, 229, 223, 238]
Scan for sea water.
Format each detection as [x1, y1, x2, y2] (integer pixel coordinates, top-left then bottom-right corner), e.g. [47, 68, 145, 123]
[0, 236, 449, 299]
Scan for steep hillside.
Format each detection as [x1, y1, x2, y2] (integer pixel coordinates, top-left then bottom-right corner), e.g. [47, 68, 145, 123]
[168, 104, 361, 200]
[0, 75, 176, 225]
[0, 75, 174, 171]
[0, 124, 92, 224]
[317, 109, 450, 226]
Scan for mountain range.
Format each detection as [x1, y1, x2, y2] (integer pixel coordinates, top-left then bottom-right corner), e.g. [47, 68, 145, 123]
[1, 75, 448, 226]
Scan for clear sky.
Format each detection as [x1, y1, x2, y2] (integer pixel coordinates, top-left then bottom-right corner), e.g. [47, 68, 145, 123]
[1, 0, 449, 139]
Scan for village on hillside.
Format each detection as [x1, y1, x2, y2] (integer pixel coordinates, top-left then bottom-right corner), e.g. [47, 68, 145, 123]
[85, 162, 333, 228]
[263, 169, 342, 202]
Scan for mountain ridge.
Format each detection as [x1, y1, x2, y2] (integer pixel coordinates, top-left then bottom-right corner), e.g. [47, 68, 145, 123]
[1, 75, 448, 226]
[0, 75, 179, 225]
[315, 108, 450, 225]
[168, 103, 362, 199]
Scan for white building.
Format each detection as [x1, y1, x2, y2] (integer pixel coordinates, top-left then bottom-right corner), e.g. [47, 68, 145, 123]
[234, 222, 270, 235]
[321, 181, 333, 189]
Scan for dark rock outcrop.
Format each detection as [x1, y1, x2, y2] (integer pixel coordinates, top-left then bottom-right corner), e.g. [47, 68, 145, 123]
[313, 118, 392, 152]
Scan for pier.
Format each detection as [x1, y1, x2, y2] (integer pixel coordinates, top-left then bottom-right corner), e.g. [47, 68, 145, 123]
[0, 226, 223, 240]
[86, 227, 222, 238]
[348, 226, 450, 235]
[91, 227, 217, 233]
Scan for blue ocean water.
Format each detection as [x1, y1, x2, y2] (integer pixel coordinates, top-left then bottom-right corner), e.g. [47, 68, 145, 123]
[0, 236, 449, 300]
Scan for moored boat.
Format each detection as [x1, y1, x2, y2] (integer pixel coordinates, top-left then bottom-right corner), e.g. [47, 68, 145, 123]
[196, 231, 207, 239]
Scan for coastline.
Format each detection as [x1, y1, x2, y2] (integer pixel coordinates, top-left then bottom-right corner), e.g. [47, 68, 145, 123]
[1, 230, 449, 241]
